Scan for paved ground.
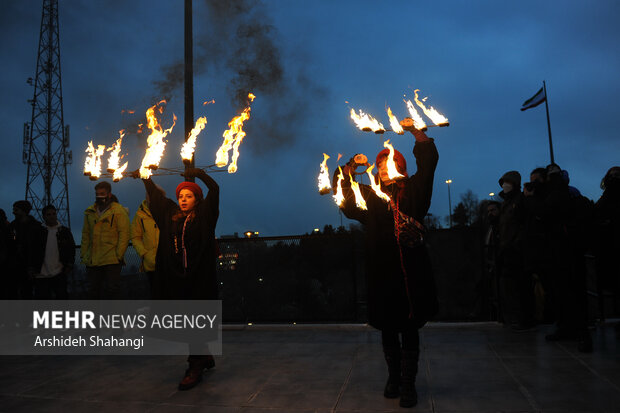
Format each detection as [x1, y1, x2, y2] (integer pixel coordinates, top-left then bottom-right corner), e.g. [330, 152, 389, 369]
[1, 321, 619, 412]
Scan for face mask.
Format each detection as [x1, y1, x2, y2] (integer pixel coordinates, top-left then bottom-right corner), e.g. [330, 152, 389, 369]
[502, 183, 513, 194]
[95, 196, 107, 206]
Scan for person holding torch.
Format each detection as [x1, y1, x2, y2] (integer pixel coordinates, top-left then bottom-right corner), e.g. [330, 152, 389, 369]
[134, 167, 219, 391]
[334, 118, 439, 408]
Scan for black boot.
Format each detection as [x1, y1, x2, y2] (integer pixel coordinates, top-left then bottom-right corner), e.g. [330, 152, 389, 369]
[400, 350, 419, 408]
[179, 355, 215, 391]
[383, 347, 401, 398]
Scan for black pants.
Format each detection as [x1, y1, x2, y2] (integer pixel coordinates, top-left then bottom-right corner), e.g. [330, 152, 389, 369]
[34, 273, 68, 299]
[87, 264, 122, 299]
[551, 256, 589, 334]
[381, 328, 420, 352]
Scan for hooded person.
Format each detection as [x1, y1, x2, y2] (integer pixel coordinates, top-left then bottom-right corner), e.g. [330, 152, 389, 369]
[334, 117, 439, 408]
[136, 168, 219, 391]
[496, 170, 536, 330]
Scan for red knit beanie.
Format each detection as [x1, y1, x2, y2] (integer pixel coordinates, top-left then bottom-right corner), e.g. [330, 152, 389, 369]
[376, 148, 408, 177]
[175, 181, 204, 200]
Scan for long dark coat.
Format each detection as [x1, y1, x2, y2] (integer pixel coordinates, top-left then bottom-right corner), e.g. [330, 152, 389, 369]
[144, 178, 219, 300]
[497, 189, 526, 277]
[338, 139, 439, 331]
[594, 186, 620, 292]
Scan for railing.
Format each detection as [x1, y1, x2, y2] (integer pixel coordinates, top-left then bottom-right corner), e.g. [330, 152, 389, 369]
[71, 233, 366, 323]
[70, 230, 616, 323]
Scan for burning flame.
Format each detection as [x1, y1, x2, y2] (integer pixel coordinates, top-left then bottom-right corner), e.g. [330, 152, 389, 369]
[318, 153, 331, 193]
[383, 140, 405, 180]
[366, 164, 391, 202]
[215, 92, 256, 174]
[387, 107, 404, 135]
[337, 153, 343, 162]
[107, 130, 129, 182]
[203, 99, 215, 105]
[349, 173, 368, 210]
[333, 166, 345, 207]
[350, 108, 385, 133]
[181, 116, 207, 163]
[84, 141, 106, 179]
[107, 130, 125, 173]
[113, 162, 128, 182]
[139, 101, 177, 179]
[121, 109, 135, 114]
[414, 89, 449, 126]
[403, 99, 427, 130]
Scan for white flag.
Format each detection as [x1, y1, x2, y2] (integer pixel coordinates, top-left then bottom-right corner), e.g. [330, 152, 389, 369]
[521, 87, 546, 111]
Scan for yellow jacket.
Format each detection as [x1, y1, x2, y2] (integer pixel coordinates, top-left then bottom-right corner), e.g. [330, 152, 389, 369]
[130, 200, 159, 272]
[81, 202, 130, 267]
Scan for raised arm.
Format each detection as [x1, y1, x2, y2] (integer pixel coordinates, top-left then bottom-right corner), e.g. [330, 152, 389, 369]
[184, 168, 219, 222]
[137, 174, 175, 226]
[401, 118, 439, 219]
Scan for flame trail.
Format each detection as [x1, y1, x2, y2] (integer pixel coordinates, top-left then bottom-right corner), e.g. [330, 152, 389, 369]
[318, 153, 331, 193]
[414, 89, 449, 126]
[107, 130, 125, 173]
[387, 107, 404, 135]
[113, 162, 128, 182]
[403, 99, 427, 130]
[366, 164, 391, 202]
[349, 173, 368, 210]
[181, 116, 208, 163]
[84, 141, 106, 180]
[333, 166, 345, 207]
[215, 93, 256, 173]
[383, 140, 405, 180]
[139, 100, 177, 179]
[350, 108, 385, 133]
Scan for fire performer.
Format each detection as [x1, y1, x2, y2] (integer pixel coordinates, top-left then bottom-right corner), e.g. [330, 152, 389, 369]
[133, 167, 219, 391]
[334, 118, 439, 408]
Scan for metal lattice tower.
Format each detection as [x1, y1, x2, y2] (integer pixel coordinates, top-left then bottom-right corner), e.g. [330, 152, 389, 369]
[23, 0, 72, 227]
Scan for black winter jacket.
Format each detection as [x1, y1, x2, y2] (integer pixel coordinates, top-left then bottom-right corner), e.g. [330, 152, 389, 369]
[337, 139, 439, 331]
[144, 176, 219, 300]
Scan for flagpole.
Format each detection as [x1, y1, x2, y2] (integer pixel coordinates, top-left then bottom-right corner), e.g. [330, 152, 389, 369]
[543, 80, 554, 164]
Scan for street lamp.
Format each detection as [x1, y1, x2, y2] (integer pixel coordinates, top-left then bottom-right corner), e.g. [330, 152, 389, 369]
[445, 179, 452, 228]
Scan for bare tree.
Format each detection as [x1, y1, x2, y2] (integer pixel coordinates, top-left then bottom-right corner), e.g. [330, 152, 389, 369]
[460, 189, 480, 226]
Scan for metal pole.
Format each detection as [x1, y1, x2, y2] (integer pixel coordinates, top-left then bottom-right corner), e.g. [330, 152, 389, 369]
[184, 0, 195, 181]
[543, 80, 554, 165]
[446, 179, 452, 228]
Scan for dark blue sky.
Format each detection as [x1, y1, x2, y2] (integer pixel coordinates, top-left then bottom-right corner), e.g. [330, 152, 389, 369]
[2, 0, 619, 237]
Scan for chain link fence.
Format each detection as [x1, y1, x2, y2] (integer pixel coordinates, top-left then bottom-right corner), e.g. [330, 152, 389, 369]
[69, 230, 613, 323]
[70, 233, 366, 323]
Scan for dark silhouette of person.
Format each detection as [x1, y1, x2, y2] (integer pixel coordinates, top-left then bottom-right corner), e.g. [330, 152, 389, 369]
[0, 208, 16, 300]
[593, 167, 620, 327]
[137, 168, 219, 391]
[335, 117, 438, 408]
[497, 171, 535, 330]
[10, 200, 45, 300]
[483, 201, 501, 320]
